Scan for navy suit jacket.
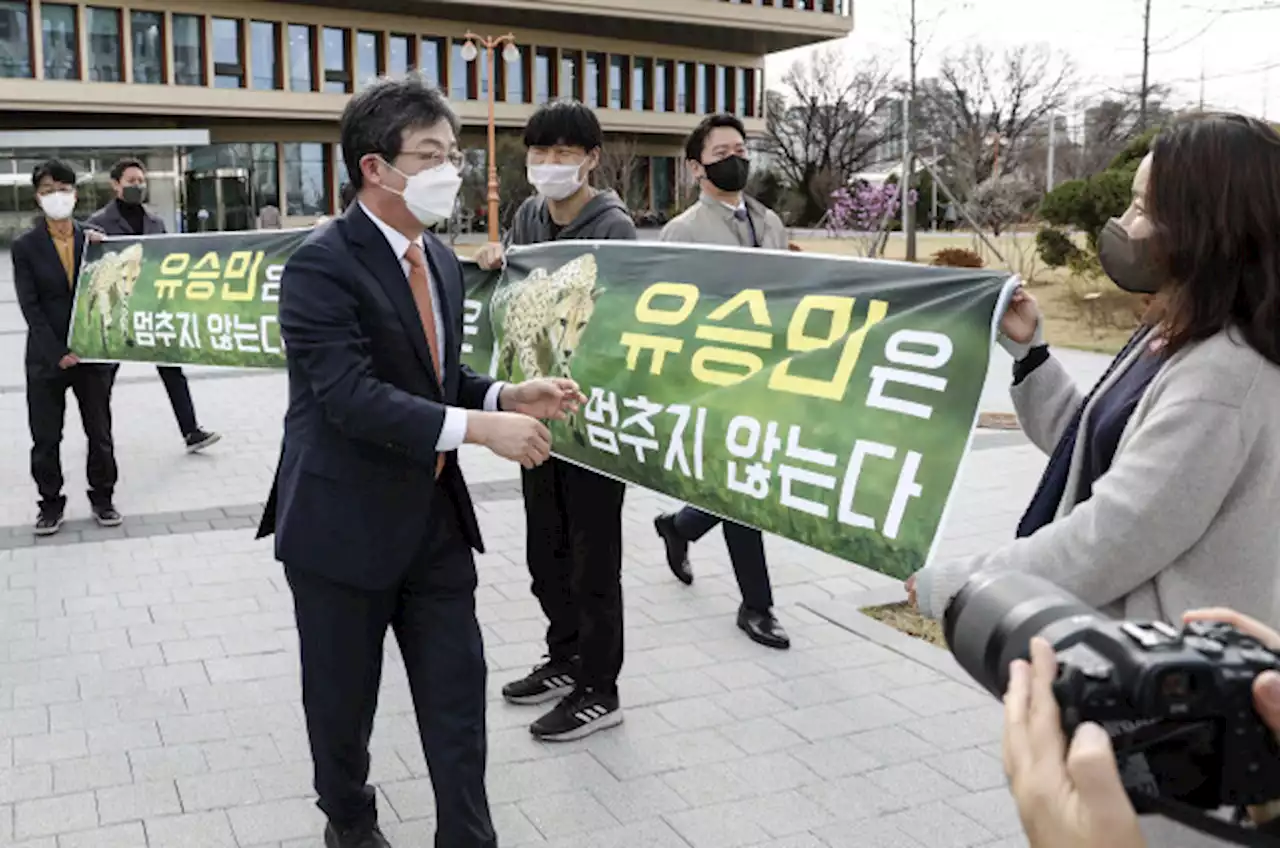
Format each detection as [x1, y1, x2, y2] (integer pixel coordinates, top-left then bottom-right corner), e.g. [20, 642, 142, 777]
[256, 204, 495, 590]
[12, 220, 87, 378]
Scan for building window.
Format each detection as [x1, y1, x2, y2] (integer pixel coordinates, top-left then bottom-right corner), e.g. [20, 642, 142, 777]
[420, 36, 443, 89]
[172, 14, 203, 86]
[499, 49, 524, 103]
[449, 40, 468, 100]
[0, 1, 33, 78]
[284, 142, 330, 216]
[745, 67, 758, 117]
[655, 60, 670, 112]
[250, 21, 280, 90]
[387, 33, 411, 78]
[86, 7, 122, 82]
[322, 27, 349, 93]
[41, 4, 79, 81]
[288, 24, 314, 92]
[212, 18, 243, 88]
[653, 156, 673, 212]
[716, 65, 729, 113]
[251, 143, 279, 212]
[677, 62, 693, 113]
[334, 144, 348, 193]
[584, 52, 602, 108]
[356, 31, 380, 88]
[559, 50, 579, 100]
[534, 47, 552, 104]
[130, 10, 163, 84]
[608, 54, 624, 109]
[477, 46, 489, 98]
[696, 63, 709, 112]
[632, 57, 650, 110]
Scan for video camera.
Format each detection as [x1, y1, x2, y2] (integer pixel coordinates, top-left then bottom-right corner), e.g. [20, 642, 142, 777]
[943, 571, 1280, 847]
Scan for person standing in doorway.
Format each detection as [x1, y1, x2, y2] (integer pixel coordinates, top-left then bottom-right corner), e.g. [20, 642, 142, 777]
[12, 159, 122, 534]
[257, 74, 579, 848]
[87, 157, 221, 453]
[652, 112, 791, 650]
[473, 98, 635, 741]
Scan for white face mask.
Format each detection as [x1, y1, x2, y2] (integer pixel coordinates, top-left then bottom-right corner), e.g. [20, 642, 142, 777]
[527, 162, 585, 202]
[382, 160, 462, 227]
[39, 190, 76, 221]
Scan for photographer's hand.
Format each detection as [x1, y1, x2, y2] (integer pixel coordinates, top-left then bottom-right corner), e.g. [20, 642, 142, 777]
[1004, 638, 1147, 848]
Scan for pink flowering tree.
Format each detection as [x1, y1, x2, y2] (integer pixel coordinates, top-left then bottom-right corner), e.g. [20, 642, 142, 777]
[828, 182, 919, 256]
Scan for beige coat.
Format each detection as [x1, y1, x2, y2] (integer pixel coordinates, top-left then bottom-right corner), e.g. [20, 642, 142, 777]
[660, 194, 788, 250]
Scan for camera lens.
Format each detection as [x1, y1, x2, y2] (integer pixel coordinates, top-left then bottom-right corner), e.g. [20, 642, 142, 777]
[943, 571, 1102, 697]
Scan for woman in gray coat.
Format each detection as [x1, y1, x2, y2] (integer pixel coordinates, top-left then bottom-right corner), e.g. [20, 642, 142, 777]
[910, 113, 1280, 631]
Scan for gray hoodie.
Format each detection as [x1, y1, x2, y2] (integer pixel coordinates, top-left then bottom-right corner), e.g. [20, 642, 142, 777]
[507, 190, 636, 247]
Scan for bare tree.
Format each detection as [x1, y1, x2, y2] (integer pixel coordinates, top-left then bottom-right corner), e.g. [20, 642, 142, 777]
[762, 48, 898, 224]
[919, 44, 1076, 191]
[595, 138, 645, 210]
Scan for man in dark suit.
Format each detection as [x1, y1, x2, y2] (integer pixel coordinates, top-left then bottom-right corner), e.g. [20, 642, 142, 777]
[256, 73, 582, 848]
[12, 159, 122, 535]
[87, 157, 221, 453]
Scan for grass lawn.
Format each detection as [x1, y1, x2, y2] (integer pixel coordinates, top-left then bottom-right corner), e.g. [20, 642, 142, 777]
[791, 232, 1139, 356]
[860, 602, 947, 648]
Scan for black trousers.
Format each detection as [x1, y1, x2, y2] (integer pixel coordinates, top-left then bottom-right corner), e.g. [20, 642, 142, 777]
[27, 364, 119, 511]
[285, 505, 495, 848]
[157, 365, 198, 436]
[521, 458, 626, 693]
[673, 507, 774, 612]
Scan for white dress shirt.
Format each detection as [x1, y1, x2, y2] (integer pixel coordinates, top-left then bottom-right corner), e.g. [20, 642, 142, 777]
[359, 202, 505, 452]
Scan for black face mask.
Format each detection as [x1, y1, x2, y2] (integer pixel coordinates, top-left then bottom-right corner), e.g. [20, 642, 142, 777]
[703, 155, 750, 193]
[1098, 218, 1162, 294]
[121, 184, 147, 206]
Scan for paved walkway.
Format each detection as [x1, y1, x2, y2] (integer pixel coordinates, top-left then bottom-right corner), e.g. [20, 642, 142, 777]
[0, 254, 1092, 848]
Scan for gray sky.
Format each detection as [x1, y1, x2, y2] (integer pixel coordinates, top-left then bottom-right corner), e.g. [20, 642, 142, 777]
[766, 0, 1278, 123]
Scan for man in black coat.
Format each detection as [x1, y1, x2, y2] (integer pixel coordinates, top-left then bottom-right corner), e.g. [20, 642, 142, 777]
[12, 159, 121, 534]
[255, 73, 582, 848]
[86, 157, 221, 453]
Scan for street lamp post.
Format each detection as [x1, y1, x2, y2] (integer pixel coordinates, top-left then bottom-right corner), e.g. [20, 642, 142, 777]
[461, 32, 520, 242]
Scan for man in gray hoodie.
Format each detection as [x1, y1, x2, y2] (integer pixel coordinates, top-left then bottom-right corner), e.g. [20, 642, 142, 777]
[474, 99, 635, 741]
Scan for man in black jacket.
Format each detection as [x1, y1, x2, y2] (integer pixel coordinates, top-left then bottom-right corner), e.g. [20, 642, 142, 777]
[87, 157, 220, 453]
[12, 160, 122, 534]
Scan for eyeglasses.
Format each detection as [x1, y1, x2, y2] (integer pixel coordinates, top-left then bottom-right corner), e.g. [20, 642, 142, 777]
[404, 148, 466, 171]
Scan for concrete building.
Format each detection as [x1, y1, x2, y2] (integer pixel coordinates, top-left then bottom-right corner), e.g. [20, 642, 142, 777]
[0, 0, 852, 239]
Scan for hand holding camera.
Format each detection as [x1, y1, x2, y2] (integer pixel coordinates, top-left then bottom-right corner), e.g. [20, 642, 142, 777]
[944, 572, 1280, 848]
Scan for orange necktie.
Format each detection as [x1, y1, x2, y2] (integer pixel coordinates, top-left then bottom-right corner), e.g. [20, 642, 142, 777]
[404, 242, 446, 479]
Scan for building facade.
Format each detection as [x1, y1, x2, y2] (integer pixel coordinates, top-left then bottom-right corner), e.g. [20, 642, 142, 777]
[0, 0, 851, 239]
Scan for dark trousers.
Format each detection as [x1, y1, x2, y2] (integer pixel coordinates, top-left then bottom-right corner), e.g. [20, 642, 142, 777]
[157, 365, 198, 436]
[285, 506, 495, 848]
[521, 458, 626, 693]
[27, 364, 119, 511]
[673, 507, 774, 612]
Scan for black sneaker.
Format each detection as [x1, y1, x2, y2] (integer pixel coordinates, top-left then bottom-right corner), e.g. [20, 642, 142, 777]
[502, 658, 576, 705]
[34, 507, 64, 536]
[185, 428, 222, 453]
[530, 687, 623, 742]
[93, 504, 123, 527]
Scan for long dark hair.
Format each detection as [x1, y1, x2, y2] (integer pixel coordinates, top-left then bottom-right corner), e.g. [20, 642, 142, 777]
[1148, 113, 1280, 365]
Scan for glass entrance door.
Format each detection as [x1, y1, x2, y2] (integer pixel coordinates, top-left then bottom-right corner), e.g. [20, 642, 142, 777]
[184, 167, 251, 231]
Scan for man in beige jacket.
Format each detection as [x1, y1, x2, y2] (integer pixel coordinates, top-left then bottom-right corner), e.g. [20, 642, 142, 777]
[653, 112, 791, 650]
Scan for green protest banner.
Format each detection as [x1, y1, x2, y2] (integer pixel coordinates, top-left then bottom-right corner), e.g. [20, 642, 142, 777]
[69, 230, 500, 371]
[491, 241, 1014, 578]
[69, 231, 1014, 577]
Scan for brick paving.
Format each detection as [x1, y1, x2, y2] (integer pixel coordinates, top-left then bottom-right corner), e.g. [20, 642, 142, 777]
[0, 252, 1078, 848]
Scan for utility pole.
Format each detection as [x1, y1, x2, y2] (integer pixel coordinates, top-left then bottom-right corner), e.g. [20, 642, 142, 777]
[903, 0, 918, 261]
[1046, 111, 1056, 193]
[1138, 0, 1152, 130]
[931, 140, 938, 230]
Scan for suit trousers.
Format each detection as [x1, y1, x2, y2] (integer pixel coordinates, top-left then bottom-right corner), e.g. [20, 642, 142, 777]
[285, 502, 495, 848]
[521, 458, 626, 693]
[672, 507, 774, 613]
[157, 365, 198, 436]
[26, 364, 119, 511]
